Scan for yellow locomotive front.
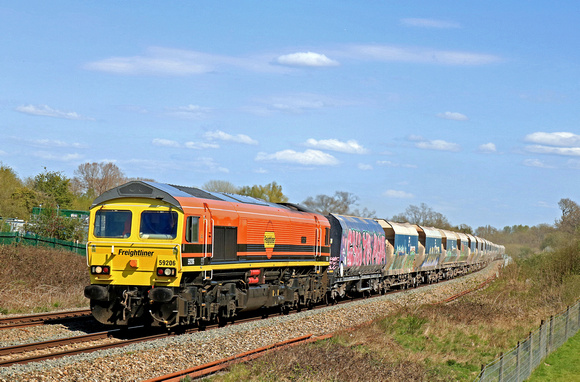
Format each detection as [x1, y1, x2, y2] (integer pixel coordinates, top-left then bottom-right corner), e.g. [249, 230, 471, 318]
[84, 184, 186, 326]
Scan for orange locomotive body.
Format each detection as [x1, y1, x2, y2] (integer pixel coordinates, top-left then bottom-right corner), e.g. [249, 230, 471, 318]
[84, 181, 330, 327]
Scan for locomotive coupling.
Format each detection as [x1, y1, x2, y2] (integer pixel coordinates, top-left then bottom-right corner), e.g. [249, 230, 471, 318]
[84, 285, 109, 301]
[149, 287, 174, 302]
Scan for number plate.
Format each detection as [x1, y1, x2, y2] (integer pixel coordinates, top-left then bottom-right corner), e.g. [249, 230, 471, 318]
[157, 257, 177, 267]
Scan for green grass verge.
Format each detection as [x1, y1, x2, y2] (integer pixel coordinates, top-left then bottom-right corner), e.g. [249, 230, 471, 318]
[527, 329, 580, 382]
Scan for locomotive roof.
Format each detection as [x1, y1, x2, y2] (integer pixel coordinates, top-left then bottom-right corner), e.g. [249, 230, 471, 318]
[90, 181, 309, 212]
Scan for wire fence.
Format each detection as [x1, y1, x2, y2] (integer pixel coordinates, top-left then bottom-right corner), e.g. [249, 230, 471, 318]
[475, 300, 580, 382]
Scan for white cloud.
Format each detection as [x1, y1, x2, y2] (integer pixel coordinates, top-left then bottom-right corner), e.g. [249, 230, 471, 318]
[535, 201, 556, 209]
[85, 48, 212, 76]
[407, 135, 425, 142]
[436, 111, 468, 121]
[32, 139, 86, 149]
[478, 143, 497, 153]
[153, 138, 180, 148]
[525, 145, 580, 157]
[358, 163, 373, 171]
[15, 105, 93, 120]
[401, 18, 461, 29]
[305, 138, 368, 154]
[415, 139, 461, 152]
[345, 44, 501, 66]
[256, 149, 339, 165]
[184, 141, 220, 150]
[523, 159, 554, 168]
[384, 189, 415, 199]
[33, 151, 82, 161]
[249, 93, 351, 115]
[275, 52, 339, 67]
[524, 132, 580, 147]
[204, 130, 258, 145]
[376, 160, 417, 168]
[166, 104, 211, 119]
[86, 47, 285, 76]
[523, 132, 580, 157]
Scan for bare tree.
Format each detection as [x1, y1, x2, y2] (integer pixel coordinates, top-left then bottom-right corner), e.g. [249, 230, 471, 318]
[556, 198, 580, 234]
[73, 162, 126, 197]
[202, 180, 239, 194]
[392, 203, 452, 228]
[302, 191, 375, 217]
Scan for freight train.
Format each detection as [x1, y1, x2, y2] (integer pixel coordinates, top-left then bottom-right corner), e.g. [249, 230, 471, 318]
[84, 181, 504, 328]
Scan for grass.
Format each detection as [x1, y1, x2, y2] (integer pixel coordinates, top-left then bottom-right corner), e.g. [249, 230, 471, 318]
[1, 237, 579, 381]
[528, 329, 580, 382]
[0, 244, 89, 314]
[205, 237, 580, 382]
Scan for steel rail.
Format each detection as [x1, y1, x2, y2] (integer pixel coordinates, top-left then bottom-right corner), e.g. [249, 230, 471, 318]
[143, 334, 334, 382]
[0, 309, 92, 330]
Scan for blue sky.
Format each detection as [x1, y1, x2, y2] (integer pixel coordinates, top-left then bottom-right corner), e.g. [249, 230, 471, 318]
[1, 1, 579, 230]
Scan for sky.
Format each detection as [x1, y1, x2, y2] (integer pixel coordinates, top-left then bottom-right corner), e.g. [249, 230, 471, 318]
[1, 1, 579, 230]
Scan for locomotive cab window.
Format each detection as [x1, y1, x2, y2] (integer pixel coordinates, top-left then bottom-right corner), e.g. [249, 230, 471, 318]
[139, 211, 178, 239]
[185, 216, 200, 243]
[94, 210, 132, 238]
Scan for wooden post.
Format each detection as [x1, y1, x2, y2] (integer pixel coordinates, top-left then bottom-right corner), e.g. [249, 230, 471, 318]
[528, 331, 534, 377]
[539, 320, 545, 360]
[516, 341, 521, 381]
[565, 306, 570, 341]
[548, 315, 554, 354]
[498, 352, 504, 382]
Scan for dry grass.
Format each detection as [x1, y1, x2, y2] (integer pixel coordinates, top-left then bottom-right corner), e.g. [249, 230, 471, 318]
[0, 244, 89, 314]
[209, 238, 580, 382]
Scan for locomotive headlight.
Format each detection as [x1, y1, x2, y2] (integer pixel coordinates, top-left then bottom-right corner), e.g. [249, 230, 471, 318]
[91, 265, 110, 275]
[156, 267, 176, 277]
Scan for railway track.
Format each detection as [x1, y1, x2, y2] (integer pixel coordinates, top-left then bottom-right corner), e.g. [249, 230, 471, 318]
[143, 334, 333, 382]
[0, 264, 498, 376]
[142, 273, 499, 381]
[0, 327, 169, 367]
[0, 309, 92, 330]
[0, 308, 298, 367]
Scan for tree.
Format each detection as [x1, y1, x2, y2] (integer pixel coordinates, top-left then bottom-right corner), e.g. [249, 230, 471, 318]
[302, 191, 375, 217]
[556, 198, 580, 235]
[239, 182, 289, 203]
[454, 224, 473, 234]
[73, 162, 126, 197]
[0, 164, 30, 219]
[392, 203, 451, 228]
[202, 180, 239, 194]
[26, 203, 85, 242]
[33, 170, 74, 209]
[475, 225, 498, 238]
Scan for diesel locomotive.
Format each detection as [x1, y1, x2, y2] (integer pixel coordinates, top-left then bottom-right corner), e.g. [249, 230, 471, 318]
[84, 181, 503, 328]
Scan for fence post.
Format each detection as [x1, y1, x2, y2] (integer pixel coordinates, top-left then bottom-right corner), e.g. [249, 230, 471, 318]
[548, 315, 554, 354]
[498, 352, 504, 382]
[528, 331, 533, 378]
[565, 306, 570, 341]
[577, 302, 580, 332]
[516, 341, 521, 382]
[539, 320, 545, 360]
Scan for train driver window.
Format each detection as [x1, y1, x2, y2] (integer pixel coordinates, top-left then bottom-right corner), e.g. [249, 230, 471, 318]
[139, 211, 178, 239]
[186, 216, 200, 243]
[94, 210, 132, 238]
